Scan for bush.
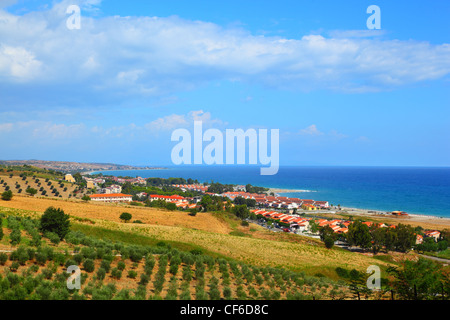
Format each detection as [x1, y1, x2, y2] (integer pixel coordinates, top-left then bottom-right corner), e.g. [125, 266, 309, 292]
[10, 261, 20, 272]
[139, 273, 150, 286]
[96, 268, 106, 281]
[83, 259, 95, 273]
[100, 260, 111, 273]
[0, 253, 8, 265]
[40, 207, 71, 240]
[117, 260, 126, 271]
[120, 212, 132, 223]
[9, 228, 21, 245]
[45, 231, 61, 245]
[241, 220, 249, 227]
[1, 190, 13, 201]
[335, 267, 350, 279]
[324, 236, 335, 249]
[111, 268, 122, 279]
[127, 270, 138, 279]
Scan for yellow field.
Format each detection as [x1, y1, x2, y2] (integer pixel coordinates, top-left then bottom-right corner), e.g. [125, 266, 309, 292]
[0, 195, 397, 275]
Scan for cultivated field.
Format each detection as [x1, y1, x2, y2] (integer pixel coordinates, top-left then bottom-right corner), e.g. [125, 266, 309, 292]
[0, 195, 396, 278]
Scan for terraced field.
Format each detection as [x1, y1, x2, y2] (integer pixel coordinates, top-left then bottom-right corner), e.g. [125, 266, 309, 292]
[0, 195, 395, 278]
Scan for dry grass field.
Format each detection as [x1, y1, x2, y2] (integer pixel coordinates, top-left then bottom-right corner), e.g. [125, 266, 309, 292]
[0, 195, 396, 278]
[0, 172, 82, 199]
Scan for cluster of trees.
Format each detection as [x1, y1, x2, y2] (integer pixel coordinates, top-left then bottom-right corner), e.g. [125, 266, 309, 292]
[318, 221, 423, 254]
[348, 222, 418, 253]
[388, 258, 450, 300]
[144, 199, 178, 211]
[206, 182, 235, 195]
[233, 197, 256, 208]
[146, 177, 199, 187]
[245, 184, 269, 194]
[197, 195, 230, 212]
[415, 230, 449, 253]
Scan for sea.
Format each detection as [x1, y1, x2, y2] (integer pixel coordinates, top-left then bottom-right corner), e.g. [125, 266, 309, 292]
[91, 166, 450, 218]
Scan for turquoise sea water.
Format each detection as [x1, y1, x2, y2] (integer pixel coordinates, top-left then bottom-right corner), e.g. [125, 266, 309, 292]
[92, 166, 450, 218]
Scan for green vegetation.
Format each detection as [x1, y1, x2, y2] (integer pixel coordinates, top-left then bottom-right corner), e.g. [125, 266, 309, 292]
[1, 190, 13, 201]
[0, 208, 380, 301]
[119, 212, 132, 223]
[40, 207, 71, 240]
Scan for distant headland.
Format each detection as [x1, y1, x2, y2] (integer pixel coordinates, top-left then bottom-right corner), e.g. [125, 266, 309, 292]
[0, 160, 165, 174]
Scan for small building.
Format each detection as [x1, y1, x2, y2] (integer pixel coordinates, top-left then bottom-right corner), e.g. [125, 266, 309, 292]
[149, 194, 186, 202]
[89, 193, 133, 203]
[86, 181, 97, 189]
[65, 174, 76, 183]
[424, 230, 441, 242]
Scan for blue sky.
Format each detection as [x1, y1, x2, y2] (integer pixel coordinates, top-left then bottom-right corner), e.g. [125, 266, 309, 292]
[0, 0, 449, 167]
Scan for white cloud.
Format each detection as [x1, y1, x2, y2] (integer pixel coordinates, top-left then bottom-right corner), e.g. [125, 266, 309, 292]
[299, 124, 324, 136]
[146, 110, 225, 132]
[0, 0, 448, 106]
[0, 45, 42, 81]
[146, 114, 188, 131]
[0, 122, 13, 132]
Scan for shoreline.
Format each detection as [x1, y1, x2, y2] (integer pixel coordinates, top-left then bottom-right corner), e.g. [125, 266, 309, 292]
[268, 188, 317, 194]
[79, 170, 449, 226]
[335, 206, 450, 230]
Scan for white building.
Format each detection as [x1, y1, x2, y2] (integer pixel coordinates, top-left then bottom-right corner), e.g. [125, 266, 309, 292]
[89, 193, 132, 203]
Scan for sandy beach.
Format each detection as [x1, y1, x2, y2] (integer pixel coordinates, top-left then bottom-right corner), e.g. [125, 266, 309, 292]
[335, 206, 450, 230]
[268, 188, 317, 194]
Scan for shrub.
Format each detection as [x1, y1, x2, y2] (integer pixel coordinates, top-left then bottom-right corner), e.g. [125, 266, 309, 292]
[10, 261, 20, 272]
[96, 268, 106, 281]
[100, 260, 111, 273]
[40, 207, 71, 240]
[111, 268, 122, 280]
[139, 274, 150, 286]
[335, 267, 350, 279]
[1, 190, 13, 201]
[223, 287, 232, 299]
[127, 270, 137, 279]
[0, 253, 8, 265]
[45, 231, 61, 245]
[83, 259, 95, 273]
[324, 236, 335, 249]
[117, 260, 126, 271]
[120, 212, 132, 223]
[9, 228, 21, 245]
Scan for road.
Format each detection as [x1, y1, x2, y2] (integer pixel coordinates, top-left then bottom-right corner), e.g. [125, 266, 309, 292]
[419, 254, 450, 265]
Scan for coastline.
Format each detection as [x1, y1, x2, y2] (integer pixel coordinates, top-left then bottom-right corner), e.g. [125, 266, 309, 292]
[266, 188, 450, 229]
[335, 206, 450, 230]
[79, 169, 450, 228]
[268, 188, 317, 194]
[83, 167, 168, 176]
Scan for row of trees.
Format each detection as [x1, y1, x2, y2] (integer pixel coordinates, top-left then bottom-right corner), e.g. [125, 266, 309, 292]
[319, 220, 449, 254]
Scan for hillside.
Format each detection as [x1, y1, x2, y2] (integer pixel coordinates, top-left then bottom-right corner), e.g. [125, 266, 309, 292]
[0, 170, 86, 199]
[0, 195, 396, 277]
[0, 212, 359, 300]
[0, 160, 160, 173]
